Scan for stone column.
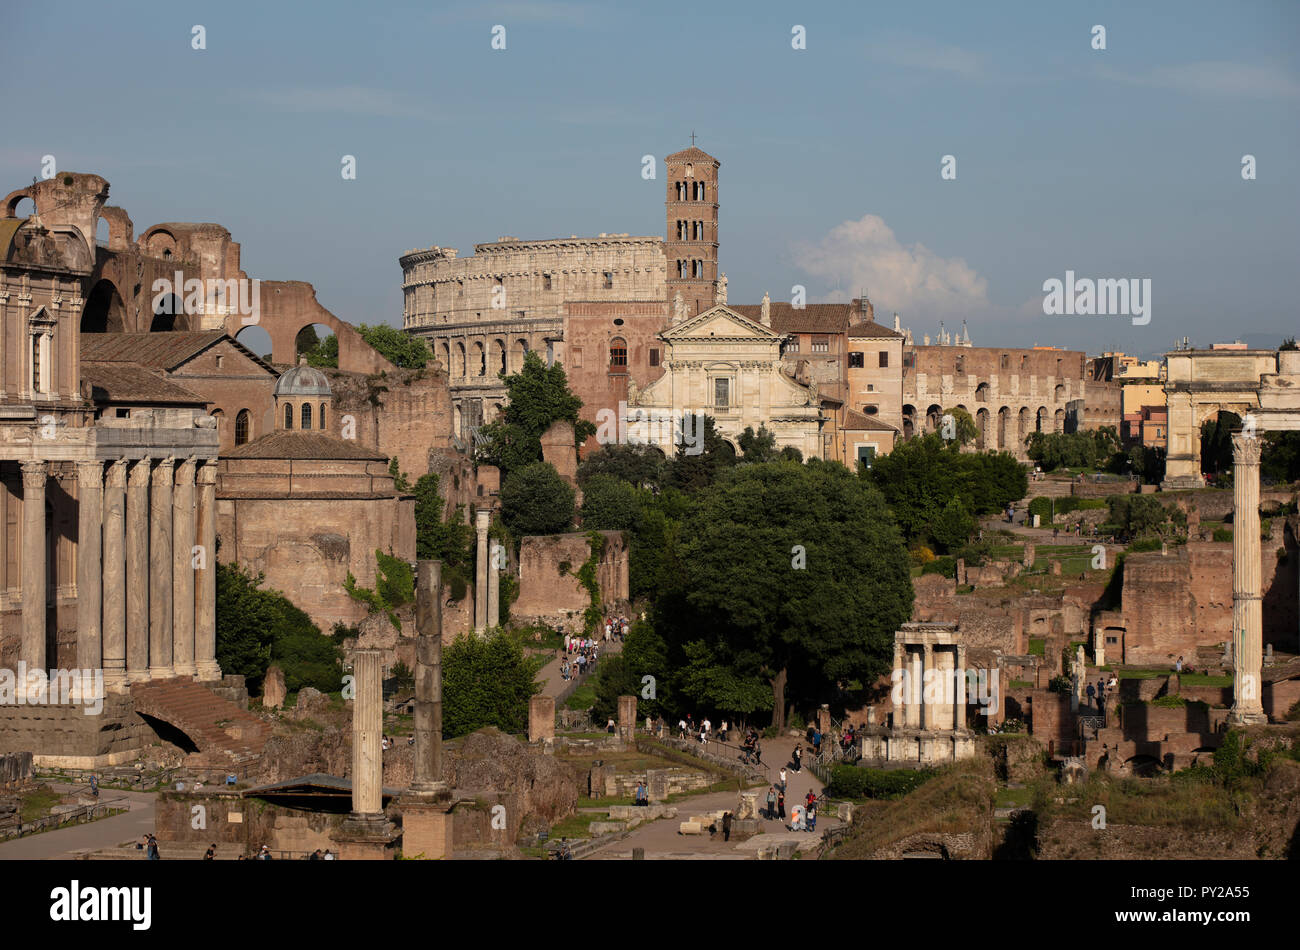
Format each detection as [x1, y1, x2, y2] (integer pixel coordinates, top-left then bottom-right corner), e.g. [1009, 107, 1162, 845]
[618, 694, 638, 744]
[487, 541, 501, 630]
[474, 508, 490, 635]
[350, 648, 384, 818]
[20, 460, 47, 677]
[908, 646, 923, 729]
[954, 646, 967, 730]
[76, 461, 104, 672]
[102, 461, 128, 691]
[172, 458, 197, 678]
[409, 561, 447, 799]
[920, 643, 933, 730]
[148, 458, 174, 679]
[1230, 433, 1266, 725]
[892, 639, 905, 729]
[126, 460, 150, 680]
[194, 461, 220, 681]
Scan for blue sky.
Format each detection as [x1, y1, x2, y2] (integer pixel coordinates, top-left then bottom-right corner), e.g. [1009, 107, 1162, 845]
[3, 0, 1297, 357]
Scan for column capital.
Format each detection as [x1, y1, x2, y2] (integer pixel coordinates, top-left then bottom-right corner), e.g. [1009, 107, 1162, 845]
[175, 456, 198, 481]
[75, 459, 103, 485]
[152, 456, 175, 483]
[196, 459, 218, 486]
[128, 458, 151, 486]
[475, 507, 491, 531]
[106, 458, 129, 488]
[1231, 432, 1262, 466]
[20, 459, 47, 487]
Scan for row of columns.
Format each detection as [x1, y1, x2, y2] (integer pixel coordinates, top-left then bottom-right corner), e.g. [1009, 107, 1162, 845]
[893, 641, 967, 732]
[20, 456, 218, 690]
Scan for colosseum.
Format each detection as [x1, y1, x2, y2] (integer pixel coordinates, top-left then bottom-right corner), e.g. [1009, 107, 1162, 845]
[400, 235, 668, 435]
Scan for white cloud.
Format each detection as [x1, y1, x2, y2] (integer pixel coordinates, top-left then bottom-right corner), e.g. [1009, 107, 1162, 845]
[1095, 61, 1300, 99]
[792, 214, 989, 320]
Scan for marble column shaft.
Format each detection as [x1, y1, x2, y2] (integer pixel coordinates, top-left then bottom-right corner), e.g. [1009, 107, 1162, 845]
[1230, 433, 1265, 723]
[474, 508, 490, 635]
[20, 460, 47, 673]
[148, 458, 174, 678]
[194, 461, 220, 680]
[351, 649, 384, 817]
[172, 459, 197, 677]
[487, 542, 500, 629]
[411, 561, 446, 797]
[75, 461, 103, 671]
[102, 461, 128, 690]
[126, 460, 150, 679]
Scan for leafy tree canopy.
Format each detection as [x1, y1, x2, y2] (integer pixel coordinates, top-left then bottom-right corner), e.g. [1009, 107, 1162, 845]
[500, 461, 575, 537]
[476, 350, 595, 475]
[441, 632, 541, 738]
[358, 323, 431, 369]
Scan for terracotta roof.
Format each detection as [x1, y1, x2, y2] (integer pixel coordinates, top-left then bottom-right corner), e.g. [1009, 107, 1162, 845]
[79, 331, 276, 375]
[842, 409, 899, 432]
[732, 303, 853, 334]
[666, 146, 719, 164]
[847, 320, 905, 339]
[224, 430, 387, 461]
[81, 362, 208, 405]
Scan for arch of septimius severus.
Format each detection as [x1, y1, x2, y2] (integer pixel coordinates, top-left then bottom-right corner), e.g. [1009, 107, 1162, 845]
[1164, 347, 1300, 724]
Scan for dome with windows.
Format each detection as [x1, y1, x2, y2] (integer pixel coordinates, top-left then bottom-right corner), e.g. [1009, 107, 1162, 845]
[274, 359, 332, 397]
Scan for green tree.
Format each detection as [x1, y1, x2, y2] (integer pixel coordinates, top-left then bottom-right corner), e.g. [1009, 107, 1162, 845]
[738, 424, 779, 462]
[930, 495, 976, 553]
[663, 460, 913, 729]
[441, 632, 541, 738]
[939, 407, 979, 447]
[500, 461, 575, 537]
[579, 474, 642, 532]
[475, 350, 595, 476]
[577, 443, 665, 489]
[357, 323, 431, 368]
[665, 414, 736, 492]
[300, 333, 338, 368]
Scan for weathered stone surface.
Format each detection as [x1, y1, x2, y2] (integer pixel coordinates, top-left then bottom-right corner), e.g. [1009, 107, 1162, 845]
[262, 665, 286, 710]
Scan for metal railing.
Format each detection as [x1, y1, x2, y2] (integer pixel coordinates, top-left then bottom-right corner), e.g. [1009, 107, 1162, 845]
[3, 797, 131, 840]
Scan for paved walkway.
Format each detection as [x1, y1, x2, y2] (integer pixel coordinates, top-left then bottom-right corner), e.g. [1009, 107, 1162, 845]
[536, 637, 623, 700]
[584, 734, 841, 859]
[0, 785, 156, 860]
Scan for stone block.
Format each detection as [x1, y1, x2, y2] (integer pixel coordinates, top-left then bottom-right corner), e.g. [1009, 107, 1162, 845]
[679, 821, 703, 835]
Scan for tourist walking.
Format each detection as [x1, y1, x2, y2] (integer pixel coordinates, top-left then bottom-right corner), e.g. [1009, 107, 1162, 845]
[722, 811, 732, 842]
[777, 790, 786, 820]
[766, 786, 776, 820]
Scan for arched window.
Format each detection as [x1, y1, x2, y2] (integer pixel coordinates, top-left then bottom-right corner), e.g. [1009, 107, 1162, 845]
[235, 410, 250, 445]
[301, 403, 312, 429]
[610, 337, 627, 368]
[319, 403, 327, 430]
[284, 403, 294, 429]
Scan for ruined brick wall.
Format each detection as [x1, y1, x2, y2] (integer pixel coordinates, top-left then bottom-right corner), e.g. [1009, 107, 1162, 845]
[1120, 541, 1296, 664]
[324, 368, 455, 481]
[513, 531, 630, 624]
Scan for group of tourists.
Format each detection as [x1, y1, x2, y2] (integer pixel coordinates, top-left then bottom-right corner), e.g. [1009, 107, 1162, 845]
[675, 714, 732, 746]
[1086, 674, 1119, 714]
[380, 734, 414, 751]
[763, 777, 819, 832]
[560, 640, 599, 681]
[601, 615, 630, 642]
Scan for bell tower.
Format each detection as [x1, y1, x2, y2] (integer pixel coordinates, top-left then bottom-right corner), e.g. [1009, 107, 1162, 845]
[664, 142, 719, 320]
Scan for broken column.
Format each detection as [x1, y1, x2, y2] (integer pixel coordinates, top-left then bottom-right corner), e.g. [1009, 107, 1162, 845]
[474, 508, 490, 634]
[529, 694, 556, 745]
[400, 561, 455, 859]
[1230, 432, 1267, 725]
[617, 695, 637, 744]
[336, 647, 391, 858]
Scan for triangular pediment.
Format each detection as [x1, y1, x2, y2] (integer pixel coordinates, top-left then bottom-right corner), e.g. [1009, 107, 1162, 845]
[662, 304, 784, 342]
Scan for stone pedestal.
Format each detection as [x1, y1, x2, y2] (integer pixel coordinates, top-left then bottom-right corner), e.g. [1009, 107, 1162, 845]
[400, 800, 455, 860]
[529, 694, 556, 744]
[333, 816, 395, 860]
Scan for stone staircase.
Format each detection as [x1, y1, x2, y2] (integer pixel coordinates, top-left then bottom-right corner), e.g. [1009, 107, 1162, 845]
[129, 678, 271, 764]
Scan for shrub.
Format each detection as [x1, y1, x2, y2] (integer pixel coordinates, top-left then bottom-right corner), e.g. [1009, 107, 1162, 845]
[1027, 497, 1054, 523]
[500, 461, 575, 537]
[1047, 675, 1072, 694]
[826, 765, 934, 800]
[921, 556, 956, 578]
[1213, 528, 1233, 543]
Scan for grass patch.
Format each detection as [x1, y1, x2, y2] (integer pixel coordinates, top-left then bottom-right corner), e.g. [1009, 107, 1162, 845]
[20, 787, 62, 822]
[564, 683, 598, 711]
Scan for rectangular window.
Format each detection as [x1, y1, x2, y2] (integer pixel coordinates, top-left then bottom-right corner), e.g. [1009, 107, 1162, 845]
[571, 347, 583, 368]
[603, 271, 614, 289]
[714, 378, 730, 409]
[786, 338, 800, 352]
[878, 351, 889, 368]
[811, 335, 830, 353]
[543, 274, 552, 291]
[856, 445, 877, 469]
[848, 352, 864, 368]
[649, 348, 660, 367]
